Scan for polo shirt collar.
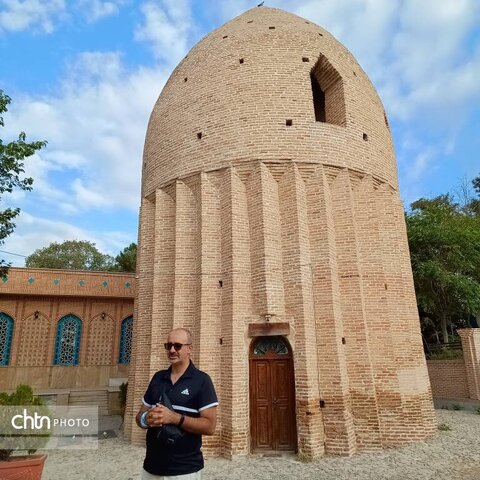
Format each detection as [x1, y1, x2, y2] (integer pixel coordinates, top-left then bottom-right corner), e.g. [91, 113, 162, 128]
[163, 360, 196, 381]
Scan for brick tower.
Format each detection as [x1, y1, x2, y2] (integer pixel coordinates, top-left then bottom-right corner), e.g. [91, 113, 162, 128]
[125, 7, 436, 458]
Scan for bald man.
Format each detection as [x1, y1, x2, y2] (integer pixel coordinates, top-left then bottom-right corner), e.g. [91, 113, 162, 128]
[136, 328, 218, 479]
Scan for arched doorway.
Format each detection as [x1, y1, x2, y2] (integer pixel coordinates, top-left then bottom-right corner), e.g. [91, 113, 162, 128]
[249, 336, 297, 452]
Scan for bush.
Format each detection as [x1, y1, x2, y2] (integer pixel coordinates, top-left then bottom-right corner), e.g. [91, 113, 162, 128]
[0, 385, 51, 461]
[427, 348, 463, 360]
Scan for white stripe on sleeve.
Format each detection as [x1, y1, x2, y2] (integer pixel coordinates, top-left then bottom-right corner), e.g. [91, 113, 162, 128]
[172, 405, 199, 414]
[199, 402, 219, 412]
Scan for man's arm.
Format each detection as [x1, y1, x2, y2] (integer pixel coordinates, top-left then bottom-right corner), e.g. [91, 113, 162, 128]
[150, 404, 217, 435]
[182, 406, 217, 436]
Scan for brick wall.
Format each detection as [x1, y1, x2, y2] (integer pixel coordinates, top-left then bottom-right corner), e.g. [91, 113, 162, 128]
[426, 360, 470, 399]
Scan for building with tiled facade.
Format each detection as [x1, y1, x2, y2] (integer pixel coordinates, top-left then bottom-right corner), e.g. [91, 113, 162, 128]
[124, 7, 436, 459]
[0, 267, 134, 407]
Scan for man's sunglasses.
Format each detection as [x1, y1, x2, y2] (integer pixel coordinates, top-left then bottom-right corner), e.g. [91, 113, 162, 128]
[164, 342, 192, 351]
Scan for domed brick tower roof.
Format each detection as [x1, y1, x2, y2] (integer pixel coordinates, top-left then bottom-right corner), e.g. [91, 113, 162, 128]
[142, 7, 396, 197]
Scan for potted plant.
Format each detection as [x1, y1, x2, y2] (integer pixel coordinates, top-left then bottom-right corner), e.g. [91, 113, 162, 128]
[0, 384, 51, 480]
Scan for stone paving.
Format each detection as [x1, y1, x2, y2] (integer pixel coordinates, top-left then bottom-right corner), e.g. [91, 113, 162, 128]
[42, 409, 480, 480]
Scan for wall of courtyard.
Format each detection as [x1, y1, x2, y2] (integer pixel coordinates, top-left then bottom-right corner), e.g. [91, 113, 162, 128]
[0, 267, 135, 391]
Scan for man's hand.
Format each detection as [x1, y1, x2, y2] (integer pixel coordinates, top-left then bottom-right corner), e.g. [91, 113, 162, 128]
[147, 404, 181, 427]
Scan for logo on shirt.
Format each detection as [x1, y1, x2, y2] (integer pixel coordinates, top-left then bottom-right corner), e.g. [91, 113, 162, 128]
[181, 388, 189, 395]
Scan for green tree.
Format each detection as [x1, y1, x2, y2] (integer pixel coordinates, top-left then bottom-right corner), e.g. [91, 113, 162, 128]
[112, 242, 136, 272]
[407, 194, 480, 343]
[467, 173, 480, 216]
[0, 90, 47, 277]
[25, 240, 115, 271]
[473, 174, 480, 195]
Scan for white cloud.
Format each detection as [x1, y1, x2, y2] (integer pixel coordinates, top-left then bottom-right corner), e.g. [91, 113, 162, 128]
[135, 0, 193, 66]
[0, 0, 126, 34]
[78, 0, 123, 22]
[0, 0, 66, 33]
[3, 52, 169, 214]
[2, 211, 132, 266]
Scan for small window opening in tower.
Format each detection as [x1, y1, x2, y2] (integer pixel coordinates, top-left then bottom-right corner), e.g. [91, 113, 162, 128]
[310, 54, 346, 126]
[310, 72, 326, 122]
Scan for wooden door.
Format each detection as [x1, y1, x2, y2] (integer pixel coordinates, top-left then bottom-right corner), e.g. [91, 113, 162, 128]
[250, 336, 297, 452]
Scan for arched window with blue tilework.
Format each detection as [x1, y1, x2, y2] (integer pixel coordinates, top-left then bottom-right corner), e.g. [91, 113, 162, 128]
[119, 316, 133, 364]
[54, 315, 82, 365]
[0, 313, 14, 366]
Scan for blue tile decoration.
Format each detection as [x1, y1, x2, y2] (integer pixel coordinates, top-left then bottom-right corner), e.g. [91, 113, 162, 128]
[27, 277, 34, 284]
[0, 313, 14, 366]
[102, 281, 108, 287]
[125, 282, 131, 289]
[53, 279, 60, 285]
[54, 315, 82, 366]
[1, 277, 7, 283]
[119, 316, 133, 364]
[79, 280, 85, 286]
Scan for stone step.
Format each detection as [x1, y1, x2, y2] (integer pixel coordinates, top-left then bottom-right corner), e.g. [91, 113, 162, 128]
[68, 390, 109, 415]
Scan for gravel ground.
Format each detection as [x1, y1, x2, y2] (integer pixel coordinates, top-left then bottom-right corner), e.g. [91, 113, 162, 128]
[42, 409, 480, 480]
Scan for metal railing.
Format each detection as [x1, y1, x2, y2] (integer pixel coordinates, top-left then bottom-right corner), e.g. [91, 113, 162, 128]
[424, 341, 463, 360]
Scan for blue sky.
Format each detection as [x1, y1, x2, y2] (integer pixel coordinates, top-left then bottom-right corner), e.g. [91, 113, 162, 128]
[1, 0, 479, 266]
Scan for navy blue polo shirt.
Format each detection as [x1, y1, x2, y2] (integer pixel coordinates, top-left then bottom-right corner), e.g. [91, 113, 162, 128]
[142, 361, 218, 476]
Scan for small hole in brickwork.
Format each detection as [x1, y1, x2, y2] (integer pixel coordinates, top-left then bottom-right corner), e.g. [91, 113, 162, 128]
[320, 400, 325, 408]
[305, 21, 310, 24]
[269, 26, 275, 29]
[385, 283, 388, 290]
[286, 119, 292, 126]
[384, 112, 389, 129]
[219, 280, 223, 287]
[318, 32, 323, 36]
[302, 57, 309, 62]
[239, 58, 244, 64]
[353, 71, 357, 77]
[247, 20, 253, 23]
[184, 77, 188, 82]
[363, 133, 368, 141]
[197, 132, 202, 139]
[342, 337, 346, 345]
[223, 35, 228, 39]
[219, 338, 223, 345]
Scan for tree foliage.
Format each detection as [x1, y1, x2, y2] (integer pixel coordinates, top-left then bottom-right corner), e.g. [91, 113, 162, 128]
[0, 90, 47, 277]
[406, 187, 480, 343]
[113, 242, 136, 272]
[25, 240, 115, 271]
